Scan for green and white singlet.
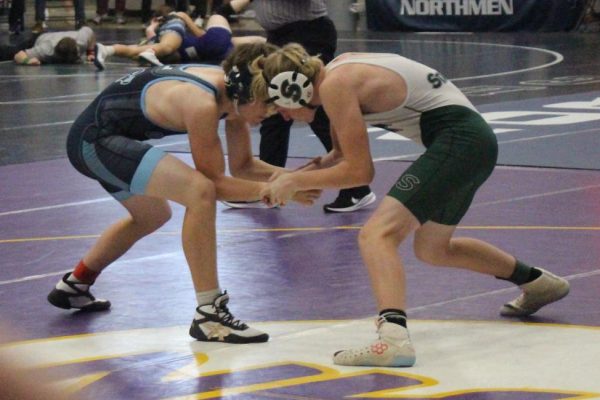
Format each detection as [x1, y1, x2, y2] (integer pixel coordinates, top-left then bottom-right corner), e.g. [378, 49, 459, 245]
[327, 53, 498, 225]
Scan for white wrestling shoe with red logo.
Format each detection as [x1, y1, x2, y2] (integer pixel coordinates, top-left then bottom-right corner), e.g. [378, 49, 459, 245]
[333, 318, 416, 367]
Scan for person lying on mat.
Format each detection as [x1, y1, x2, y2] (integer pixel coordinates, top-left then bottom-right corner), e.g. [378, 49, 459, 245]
[93, 4, 263, 70]
[13, 26, 97, 66]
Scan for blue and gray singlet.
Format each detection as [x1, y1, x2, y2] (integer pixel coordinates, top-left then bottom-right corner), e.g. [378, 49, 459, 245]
[66, 65, 223, 200]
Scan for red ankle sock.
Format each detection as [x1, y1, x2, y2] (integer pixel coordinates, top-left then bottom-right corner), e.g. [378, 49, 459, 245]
[72, 260, 100, 284]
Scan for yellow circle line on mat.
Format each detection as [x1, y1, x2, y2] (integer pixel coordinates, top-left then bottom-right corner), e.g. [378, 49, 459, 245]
[0, 225, 599, 244]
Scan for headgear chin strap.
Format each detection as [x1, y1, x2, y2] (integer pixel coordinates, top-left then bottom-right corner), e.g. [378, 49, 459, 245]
[225, 65, 254, 105]
[267, 70, 315, 109]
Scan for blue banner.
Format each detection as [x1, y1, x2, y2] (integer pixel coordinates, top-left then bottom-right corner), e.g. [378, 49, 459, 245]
[366, 0, 586, 31]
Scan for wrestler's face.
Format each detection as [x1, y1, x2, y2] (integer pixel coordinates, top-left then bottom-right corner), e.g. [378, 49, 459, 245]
[237, 101, 276, 126]
[276, 106, 316, 123]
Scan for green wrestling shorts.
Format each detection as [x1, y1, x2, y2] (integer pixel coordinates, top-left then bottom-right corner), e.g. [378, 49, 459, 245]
[387, 105, 498, 226]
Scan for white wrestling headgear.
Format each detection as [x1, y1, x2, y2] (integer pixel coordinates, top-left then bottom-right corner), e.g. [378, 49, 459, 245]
[267, 70, 315, 109]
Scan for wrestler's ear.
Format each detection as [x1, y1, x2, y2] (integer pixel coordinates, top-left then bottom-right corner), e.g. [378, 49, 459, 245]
[255, 56, 265, 69]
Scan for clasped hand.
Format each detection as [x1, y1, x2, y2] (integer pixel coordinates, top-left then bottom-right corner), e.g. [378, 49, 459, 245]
[261, 172, 321, 207]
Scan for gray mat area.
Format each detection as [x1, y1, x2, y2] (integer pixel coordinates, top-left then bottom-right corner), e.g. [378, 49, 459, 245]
[1, 32, 600, 170]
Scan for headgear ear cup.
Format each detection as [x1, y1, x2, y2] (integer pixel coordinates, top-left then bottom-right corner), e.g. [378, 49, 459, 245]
[225, 65, 254, 104]
[267, 70, 313, 109]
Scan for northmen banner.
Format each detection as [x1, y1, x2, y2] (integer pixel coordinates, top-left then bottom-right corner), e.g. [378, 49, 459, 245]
[366, 0, 586, 31]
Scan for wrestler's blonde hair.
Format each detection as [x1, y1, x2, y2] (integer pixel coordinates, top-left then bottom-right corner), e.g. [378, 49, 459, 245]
[250, 43, 322, 104]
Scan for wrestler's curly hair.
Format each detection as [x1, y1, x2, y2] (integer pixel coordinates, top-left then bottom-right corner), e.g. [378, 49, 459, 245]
[222, 42, 279, 103]
[250, 43, 322, 103]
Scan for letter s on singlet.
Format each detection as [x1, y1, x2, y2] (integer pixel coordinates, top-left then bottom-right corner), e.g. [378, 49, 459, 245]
[395, 174, 420, 191]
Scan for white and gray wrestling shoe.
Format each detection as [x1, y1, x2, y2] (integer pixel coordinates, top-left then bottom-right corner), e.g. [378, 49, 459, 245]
[93, 43, 109, 70]
[47, 273, 111, 312]
[139, 49, 163, 67]
[220, 200, 277, 209]
[500, 268, 570, 317]
[333, 318, 416, 367]
[189, 291, 269, 344]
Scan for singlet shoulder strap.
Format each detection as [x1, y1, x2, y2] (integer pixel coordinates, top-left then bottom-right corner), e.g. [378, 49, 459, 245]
[152, 64, 221, 97]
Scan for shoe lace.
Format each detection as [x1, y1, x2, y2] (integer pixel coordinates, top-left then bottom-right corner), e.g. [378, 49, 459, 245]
[213, 293, 248, 329]
[215, 305, 247, 329]
[63, 275, 96, 299]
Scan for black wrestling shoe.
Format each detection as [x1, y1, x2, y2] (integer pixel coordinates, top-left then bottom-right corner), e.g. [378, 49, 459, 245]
[323, 190, 376, 213]
[47, 273, 111, 312]
[189, 291, 269, 344]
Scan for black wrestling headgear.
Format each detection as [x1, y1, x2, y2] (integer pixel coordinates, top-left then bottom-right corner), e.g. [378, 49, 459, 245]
[225, 64, 254, 104]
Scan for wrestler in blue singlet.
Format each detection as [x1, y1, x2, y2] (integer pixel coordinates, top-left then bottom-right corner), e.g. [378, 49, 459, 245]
[179, 27, 234, 64]
[66, 64, 223, 200]
[155, 17, 234, 64]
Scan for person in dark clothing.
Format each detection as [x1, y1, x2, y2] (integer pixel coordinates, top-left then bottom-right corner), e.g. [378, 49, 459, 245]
[222, 0, 376, 212]
[32, 0, 86, 33]
[8, 0, 25, 34]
